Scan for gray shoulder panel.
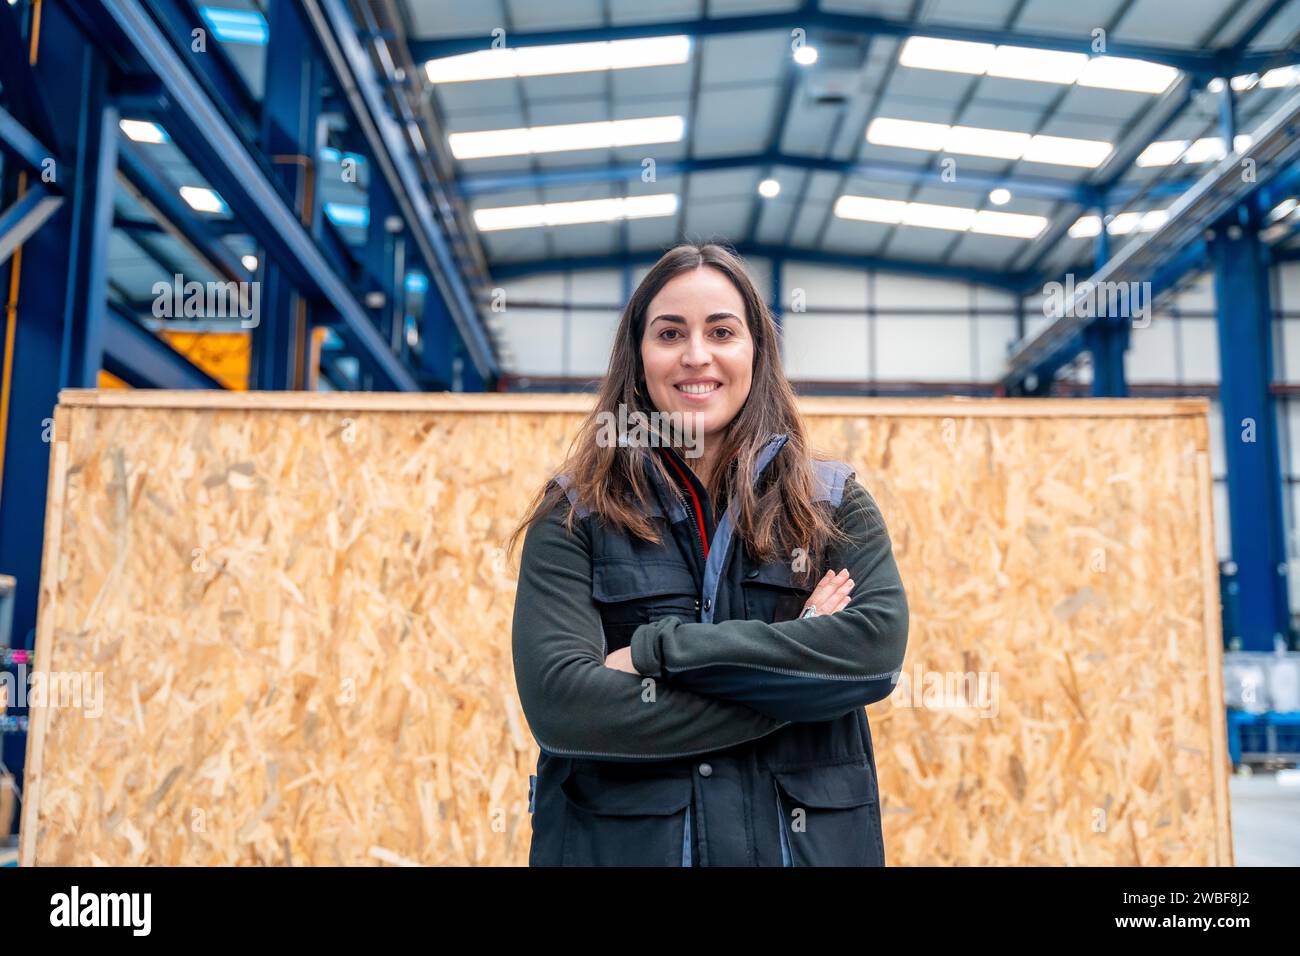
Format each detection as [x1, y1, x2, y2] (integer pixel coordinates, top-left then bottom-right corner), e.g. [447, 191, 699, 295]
[552, 473, 591, 519]
[812, 459, 855, 508]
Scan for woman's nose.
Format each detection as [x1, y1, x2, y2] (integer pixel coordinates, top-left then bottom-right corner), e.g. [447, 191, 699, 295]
[681, 333, 711, 367]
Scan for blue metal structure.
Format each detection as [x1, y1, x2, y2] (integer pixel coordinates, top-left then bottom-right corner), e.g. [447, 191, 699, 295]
[1213, 220, 1291, 650]
[408, 8, 1299, 76]
[1003, 85, 1300, 648]
[0, 0, 508, 834]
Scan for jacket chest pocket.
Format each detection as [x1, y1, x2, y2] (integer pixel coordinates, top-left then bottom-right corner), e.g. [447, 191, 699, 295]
[772, 759, 884, 867]
[560, 768, 694, 867]
[742, 562, 814, 623]
[592, 558, 699, 652]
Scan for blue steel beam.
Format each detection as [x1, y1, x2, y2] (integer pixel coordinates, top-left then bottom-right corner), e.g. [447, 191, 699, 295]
[0, 103, 59, 176]
[62, 71, 119, 389]
[1004, 89, 1300, 390]
[145, 0, 260, 138]
[408, 10, 1260, 75]
[1212, 221, 1290, 650]
[0, 2, 57, 150]
[0, 1, 116, 830]
[0, 187, 63, 266]
[117, 141, 250, 284]
[255, 0, 320, 391]
[82, 0, 418, 390]
[743, 5, 809, 245]
[300, 0, 498, 382]
[489, 244, 1027, 291]
[455, 151, 1179, 206]
[103, 304, 225, 389]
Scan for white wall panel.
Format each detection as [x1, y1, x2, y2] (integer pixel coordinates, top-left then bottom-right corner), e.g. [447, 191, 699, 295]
[876, 316, 972, 380]
[782, 313, 870, 380]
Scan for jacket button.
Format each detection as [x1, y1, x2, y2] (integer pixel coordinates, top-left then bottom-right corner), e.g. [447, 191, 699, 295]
[746, 569, 759, 579]
[694, 598, 700, 611]
[703, 598, 712, 612]
[698, 763, 712, 777]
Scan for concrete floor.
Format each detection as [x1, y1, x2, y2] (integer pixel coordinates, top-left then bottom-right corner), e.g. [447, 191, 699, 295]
[1230, 770, 1300, 866]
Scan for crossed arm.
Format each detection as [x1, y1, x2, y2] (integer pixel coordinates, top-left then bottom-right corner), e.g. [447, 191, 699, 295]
[511, 497, 792, 762]
[628, 478, 909, 723]
[510, 479, 908, 762]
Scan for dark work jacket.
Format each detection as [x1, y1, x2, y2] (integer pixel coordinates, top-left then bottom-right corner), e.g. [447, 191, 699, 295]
[510, 433, 909, 866]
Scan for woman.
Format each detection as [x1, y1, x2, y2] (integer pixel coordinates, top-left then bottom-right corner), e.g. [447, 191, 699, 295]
[508, 242, 908, 867]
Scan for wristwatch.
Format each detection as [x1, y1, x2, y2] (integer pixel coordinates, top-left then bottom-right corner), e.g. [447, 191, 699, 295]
[800, 604, 818, 619]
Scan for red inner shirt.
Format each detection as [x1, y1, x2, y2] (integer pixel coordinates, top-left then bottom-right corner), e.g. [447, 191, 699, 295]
[658, 447, 710, 558]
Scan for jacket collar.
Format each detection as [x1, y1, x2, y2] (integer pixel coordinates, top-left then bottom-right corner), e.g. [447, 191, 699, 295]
[648, 432, 789, 513]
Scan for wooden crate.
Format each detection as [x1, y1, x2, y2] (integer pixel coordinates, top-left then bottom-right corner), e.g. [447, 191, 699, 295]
[20, 391, 1230, 865]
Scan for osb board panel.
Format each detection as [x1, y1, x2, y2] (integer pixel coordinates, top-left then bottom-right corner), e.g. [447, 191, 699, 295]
[22, 392, 1228, 866]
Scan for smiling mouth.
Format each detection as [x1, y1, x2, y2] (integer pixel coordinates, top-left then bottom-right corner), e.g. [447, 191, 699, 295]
[675, 382, 721, 395]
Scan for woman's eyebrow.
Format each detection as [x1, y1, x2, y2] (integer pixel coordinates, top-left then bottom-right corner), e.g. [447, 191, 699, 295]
[649, 312, 740, 325]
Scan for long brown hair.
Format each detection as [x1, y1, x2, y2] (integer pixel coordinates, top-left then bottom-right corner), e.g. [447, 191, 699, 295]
[507, 242, 845, 580]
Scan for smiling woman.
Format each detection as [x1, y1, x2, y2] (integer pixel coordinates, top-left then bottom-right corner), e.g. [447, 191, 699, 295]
[640, 266, 754, 487]
[507, 242, 909, 868]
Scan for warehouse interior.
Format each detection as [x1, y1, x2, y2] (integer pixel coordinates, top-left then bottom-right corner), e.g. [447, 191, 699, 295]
[2, 0, 1300, 866]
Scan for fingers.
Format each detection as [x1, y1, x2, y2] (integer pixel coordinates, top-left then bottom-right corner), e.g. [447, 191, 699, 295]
[804, 568, 855, 615]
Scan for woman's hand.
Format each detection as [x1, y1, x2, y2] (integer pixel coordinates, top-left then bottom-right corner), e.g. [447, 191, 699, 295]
[803, 568, 854, 617]
[602, 570, 852, 672]
[604, 646, 640, 674]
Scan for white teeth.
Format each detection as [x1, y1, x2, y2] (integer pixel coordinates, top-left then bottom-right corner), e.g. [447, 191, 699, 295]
[677, 383, 719, 394]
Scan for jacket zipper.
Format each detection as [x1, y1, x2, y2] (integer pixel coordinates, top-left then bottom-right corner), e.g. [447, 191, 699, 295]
[660, 450, 709, 565]
[775, 780, 793, 866]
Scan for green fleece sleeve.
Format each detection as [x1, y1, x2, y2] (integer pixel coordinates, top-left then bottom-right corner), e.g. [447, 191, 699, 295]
[629, 478, 908, 723]
[510, 493, 791, 761]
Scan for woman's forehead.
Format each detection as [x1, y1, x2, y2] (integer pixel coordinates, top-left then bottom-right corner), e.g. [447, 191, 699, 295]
[648, 266, 746, 314]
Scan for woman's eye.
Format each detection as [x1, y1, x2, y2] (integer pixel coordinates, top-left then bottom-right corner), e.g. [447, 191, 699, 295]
[660, 329, 681, 340]
[713, 327, 734, 339]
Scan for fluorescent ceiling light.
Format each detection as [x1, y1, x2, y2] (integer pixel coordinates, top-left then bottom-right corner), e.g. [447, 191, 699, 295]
[119, 119, 167, 144]
[972, 209, 1048, 239]
[988, 188, 1012, 205]
[1261, 66, 1300, 88]
[1106, 212, 1143, 235]
[1076, 56, 1178, 94]
[867, 117, 1111, 167]
[835, 194, 1046, 238]
[179, 186, 227, 214]
[474, 193, 678, 231]
[898, 36, 995, 75]
[1269, 198, 1298, 222]
[1139, 209, 1169, 231]
[987, 47, 1088, 84]
[425, 35, 690, 83]
[1136, 139, 1189, 166]
[898, 36, 1176, 93]
[865, 117, 950, 152]
[1068, 216, 1102, 238]
[793, 45, 819, 65]
[905, 201, 975, 231]
[944, 125, 1030, 160]
[758, 178, 781, 198]
[833, 196, 908, 224]
[1021, 133, 1114, 168]
[199, 6, 268, 45]
[1069, 207, 1170, 238]
[1183, 137, 1227, 164]
[449, 115, 684, 159]
[324, 203, 369, 228]
[1136, 135, 1253, 167]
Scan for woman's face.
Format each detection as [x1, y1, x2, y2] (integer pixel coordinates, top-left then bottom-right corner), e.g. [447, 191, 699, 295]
[639, 266, 754, 443]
